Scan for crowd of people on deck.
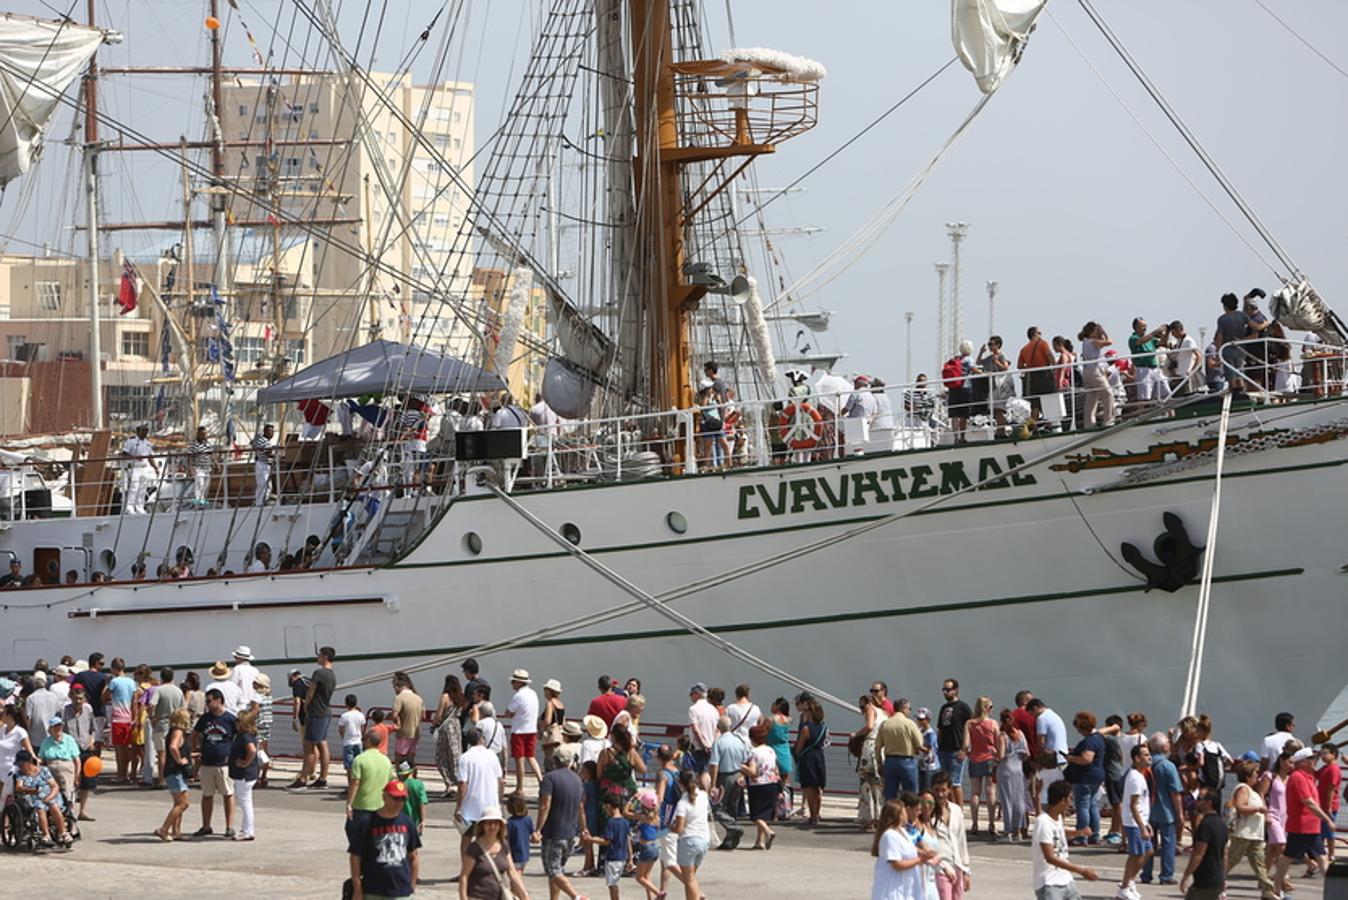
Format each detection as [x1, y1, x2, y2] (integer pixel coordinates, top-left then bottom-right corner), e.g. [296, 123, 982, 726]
[693, 288, 1344, 462]
[0, 648, 1342, 900]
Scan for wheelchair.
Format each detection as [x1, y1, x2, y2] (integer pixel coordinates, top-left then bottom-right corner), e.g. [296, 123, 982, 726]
[1, 775, 76, 852]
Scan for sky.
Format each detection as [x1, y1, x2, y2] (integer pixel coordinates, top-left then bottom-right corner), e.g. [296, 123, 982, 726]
[3, 0, 1346, 379]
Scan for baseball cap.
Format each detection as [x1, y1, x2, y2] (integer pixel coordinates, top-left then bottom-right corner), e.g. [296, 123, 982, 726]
[384, 780, 409, 799]
[689, 681, 707, 694]
[396, 760, 414, 776]
[47, 715, 63, 727]
[1291, 747, 1316, 763]
[915, 707, 931, 720]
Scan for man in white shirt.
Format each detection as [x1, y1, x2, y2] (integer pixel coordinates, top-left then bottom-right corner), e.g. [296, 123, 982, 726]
[455, 726, 504, 843]
[1167, 321, 1201, 395]
[24, 672, 61, 746]
[49, 665, 71, 704]
[205, 660, 245, 714]
[687, 682, 719, 787]
[228, 646, 260, 713]
[1029, 698, 1068, 763]
[246, 542, 272, 574]
[120, 424, 159, 515]
[505, 668, 541, 793]
[1260, 712, 1297, 771]
[1035, 779, 1098, 899]
[727, 683, 761, 745]
[1119, 743, 1154, 900]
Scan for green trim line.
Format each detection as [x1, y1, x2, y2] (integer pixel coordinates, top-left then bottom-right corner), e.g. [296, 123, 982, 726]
[388, 456, 1348, 571]
[160, 566, 1302, 671]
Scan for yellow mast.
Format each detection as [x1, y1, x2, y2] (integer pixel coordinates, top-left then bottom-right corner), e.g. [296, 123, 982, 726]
[627, 0, 819, 415]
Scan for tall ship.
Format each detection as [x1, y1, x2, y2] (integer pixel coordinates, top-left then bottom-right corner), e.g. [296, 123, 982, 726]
[0, 0, 1343, 750]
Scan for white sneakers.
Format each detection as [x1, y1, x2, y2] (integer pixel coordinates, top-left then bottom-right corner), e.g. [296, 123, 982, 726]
[1113, 884, 1141, 900]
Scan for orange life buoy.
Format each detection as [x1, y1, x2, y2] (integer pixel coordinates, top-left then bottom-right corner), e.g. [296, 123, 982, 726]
[777, 402, 824, 450]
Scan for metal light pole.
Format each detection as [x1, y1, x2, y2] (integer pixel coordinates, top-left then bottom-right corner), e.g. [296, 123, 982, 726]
[986, 280, 998, 337]
[946, 222, 968, 354]
[934, 262, 949, 366]
[904, 311, 915, 382]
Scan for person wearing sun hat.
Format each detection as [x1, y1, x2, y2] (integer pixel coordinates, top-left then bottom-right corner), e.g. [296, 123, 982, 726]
[347, 778, 422, 899]
[395, 760, 429, 834]
[1276, 746, 1336, 889]
[506, 668, 541, 793]
[580, 714, 609, 767]
[458, 805, 530, 900]
[538, 678, 566, 769]
[228, 646, 260, 713]
[206, 660, 244, 715]
[37, 714, 80, 803]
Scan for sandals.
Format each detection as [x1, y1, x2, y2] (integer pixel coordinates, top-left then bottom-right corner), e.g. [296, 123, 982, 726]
[153, 828, 174, 842]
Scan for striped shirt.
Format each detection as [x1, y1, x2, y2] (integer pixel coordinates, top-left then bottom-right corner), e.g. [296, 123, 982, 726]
[187, 439, 214, 471]
[250, 434, 275, 464]
[257, 695, 273, 740]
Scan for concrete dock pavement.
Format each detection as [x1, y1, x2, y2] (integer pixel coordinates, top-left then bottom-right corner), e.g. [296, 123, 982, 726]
[0, 762, 1327, 899]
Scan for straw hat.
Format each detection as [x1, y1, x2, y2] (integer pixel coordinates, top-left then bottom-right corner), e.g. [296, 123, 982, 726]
[208, 660, 231, 679]
[561, 721, 583, 739]
[511, 668, 531, 684]
[231, 645, 255, 661]
[542, 678, 562, 694]
[253, 672, 271, 692]
[475, 806, 505, 825]
[582, 714, 608, 740]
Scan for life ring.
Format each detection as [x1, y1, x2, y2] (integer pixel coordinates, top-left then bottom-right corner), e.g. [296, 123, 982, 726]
[777, 402, 824, 450]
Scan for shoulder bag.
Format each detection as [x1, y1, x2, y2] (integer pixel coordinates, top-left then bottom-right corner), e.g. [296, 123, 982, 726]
[480, 843, 518, 900]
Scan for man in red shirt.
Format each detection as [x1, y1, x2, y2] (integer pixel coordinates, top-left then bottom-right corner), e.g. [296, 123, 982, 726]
[584, 676, 625, 726]
[1011, 690, 1042, 813]
[1316, 744, 1342, 870]
[1276, 747, 1336, 889]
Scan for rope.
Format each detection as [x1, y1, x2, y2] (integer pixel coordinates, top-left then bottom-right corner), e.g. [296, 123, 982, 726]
[1076, 0, 1302, 278]
[711, 56, 959, 250]
[1045, 9, 1283, 278]
[486, 483, 861, 716]
[766, 90, 995, 309]
[1252, 0, 1348, 83]
[1180, 391, 1233, 718]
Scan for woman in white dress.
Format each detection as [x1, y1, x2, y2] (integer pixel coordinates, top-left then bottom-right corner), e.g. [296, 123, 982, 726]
[872, 798, 939, 900]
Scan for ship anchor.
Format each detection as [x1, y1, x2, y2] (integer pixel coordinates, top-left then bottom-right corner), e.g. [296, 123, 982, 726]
[1120, 512, 1204, 593]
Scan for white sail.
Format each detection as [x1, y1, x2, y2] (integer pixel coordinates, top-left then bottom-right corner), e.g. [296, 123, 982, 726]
[0, 15, 105, 187]
[952, 0, 1047, 94]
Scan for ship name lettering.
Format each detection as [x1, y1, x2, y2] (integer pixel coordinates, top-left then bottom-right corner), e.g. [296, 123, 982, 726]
[736, 454, 1036, 519]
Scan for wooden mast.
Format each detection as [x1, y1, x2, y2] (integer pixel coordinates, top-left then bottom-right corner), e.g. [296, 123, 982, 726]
[629, 0, 699, 415]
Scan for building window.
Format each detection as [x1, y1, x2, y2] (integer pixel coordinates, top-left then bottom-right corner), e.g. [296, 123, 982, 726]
[431, 133, 449, 148]
[120, 331, 150, 358]
[238, 104, 249, 116]
[287, 339, 306, 365]
[236, 336, 267, 364]
[309, 129, 320, 140]
[106, 385, 154, 421]
[282, 157, 302, 176]
[254, 113, 268, 124]
[35, 281, 61, 311]
[308, 101, 320, 114]
[6, 335, 27, 359]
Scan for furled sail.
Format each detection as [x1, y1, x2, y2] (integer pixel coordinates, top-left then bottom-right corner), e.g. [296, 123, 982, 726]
[952, 0, 1047, 93]
[0, 15, 105, 186]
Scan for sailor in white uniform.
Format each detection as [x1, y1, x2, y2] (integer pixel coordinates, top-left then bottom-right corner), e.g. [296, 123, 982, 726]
[186, 425, 215, 504]
[120, 424, 158, 514]
[251, 423, 276, 506]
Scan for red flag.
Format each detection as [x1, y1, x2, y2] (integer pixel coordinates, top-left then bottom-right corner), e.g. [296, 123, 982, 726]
[117, 260, 137, 315]
[297, 398, 330, 426]
[266, 212, 280, 227]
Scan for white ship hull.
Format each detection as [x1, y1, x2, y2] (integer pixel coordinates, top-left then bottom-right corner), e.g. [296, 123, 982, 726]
[6, 398, 1346, 750]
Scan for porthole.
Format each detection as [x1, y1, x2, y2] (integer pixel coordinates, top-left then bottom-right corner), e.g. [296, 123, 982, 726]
[560, 522, 582, 545]
[98, 549, 116, 572]
[666, 511, 688, 534]
[463, 532, 483, 555]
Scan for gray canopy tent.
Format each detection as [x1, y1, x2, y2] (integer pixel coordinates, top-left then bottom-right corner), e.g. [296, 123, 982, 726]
[256, 339, 506, 404]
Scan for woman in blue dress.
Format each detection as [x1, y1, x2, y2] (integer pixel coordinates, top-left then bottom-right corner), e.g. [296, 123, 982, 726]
[792, 693, 829, 825]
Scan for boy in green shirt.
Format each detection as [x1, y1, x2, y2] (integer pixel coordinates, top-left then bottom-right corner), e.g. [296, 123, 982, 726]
[397, 760, 429, 834]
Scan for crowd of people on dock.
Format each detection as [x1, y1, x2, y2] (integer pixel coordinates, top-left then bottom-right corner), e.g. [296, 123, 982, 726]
[0, 648, 1343, 900]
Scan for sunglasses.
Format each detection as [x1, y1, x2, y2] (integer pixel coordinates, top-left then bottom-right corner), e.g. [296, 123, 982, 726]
[920, 800, 935, 807]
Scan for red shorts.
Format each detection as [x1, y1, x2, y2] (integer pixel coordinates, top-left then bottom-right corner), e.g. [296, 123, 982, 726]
[110, 721, 133, 747]
[510, 732, 537, 760]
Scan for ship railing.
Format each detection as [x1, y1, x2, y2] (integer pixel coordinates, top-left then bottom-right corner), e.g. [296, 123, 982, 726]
[0, 444, 462, 523]
[508, 338, 1348, 488]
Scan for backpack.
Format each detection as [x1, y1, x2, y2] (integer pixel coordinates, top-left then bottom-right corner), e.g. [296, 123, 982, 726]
[941, 357, 965, 389]
[1198, 743, 1224, 790]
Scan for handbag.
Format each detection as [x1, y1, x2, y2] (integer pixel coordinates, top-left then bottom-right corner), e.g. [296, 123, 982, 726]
[480, 844, 518, 900]
[846, 731, 867, 759]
